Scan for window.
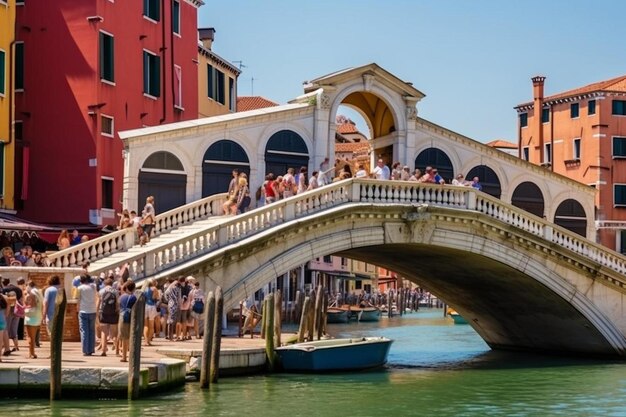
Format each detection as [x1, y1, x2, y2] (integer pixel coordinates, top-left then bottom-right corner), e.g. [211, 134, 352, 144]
[544, 143, 552, 164]
[172, 0, 180, 34]
[570, 103, 579, 118]
[613, 100, 626, 116]
[522, 147, 529, 161]
[101, 115, 114, 137]
[15, 42, 23, 90]
[620, 230, 626, 255]
[615, 184, 626, 207]
[99, 32, 114, 83]
[588, 99, 596, 115]
[229, 77, 235, 111]
[613, 137, 626, 158]
[101, 178, 113, 209]
[0, 143, 4, 196]
[341, 258, 348, 267]
[143, 0, 160, 21]
[573, 138, 581, 160]
[174, 65, 182, 108]
[14, 121, 22, 141]
[143, 50, 160, 97]
[519, 112, 528, 127]
[207, 64, 225, 104]
[0, 50, 5, 95]
[541, 107, 550, 123]
[323, 255, 332, 263]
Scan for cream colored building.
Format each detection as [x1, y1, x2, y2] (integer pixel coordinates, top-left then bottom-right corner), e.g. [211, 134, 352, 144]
[197, 28, 240, 118]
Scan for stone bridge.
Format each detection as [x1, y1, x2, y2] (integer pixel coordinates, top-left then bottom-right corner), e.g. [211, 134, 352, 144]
[46, 179, 626, 357]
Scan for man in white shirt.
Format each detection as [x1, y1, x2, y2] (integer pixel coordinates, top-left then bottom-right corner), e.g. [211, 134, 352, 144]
[371, 159, 390, 180]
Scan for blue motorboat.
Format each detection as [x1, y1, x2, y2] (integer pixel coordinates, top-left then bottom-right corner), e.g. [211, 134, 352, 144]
[326, 307, 350, 323]
[275, 337, 393, 372]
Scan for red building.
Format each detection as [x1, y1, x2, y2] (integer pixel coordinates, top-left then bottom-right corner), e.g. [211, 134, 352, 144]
[14, 0, 201, 226]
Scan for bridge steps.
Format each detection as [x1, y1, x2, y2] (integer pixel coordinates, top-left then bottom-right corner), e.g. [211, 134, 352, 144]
[85, 216, 230, 276]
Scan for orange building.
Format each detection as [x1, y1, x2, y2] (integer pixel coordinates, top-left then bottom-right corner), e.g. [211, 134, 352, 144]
[515, 75, 626, 252]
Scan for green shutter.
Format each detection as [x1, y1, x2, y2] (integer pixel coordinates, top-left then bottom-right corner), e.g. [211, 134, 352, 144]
[99, 33, 114, 82]
[151, 55, 160, 97]
[0, 50, 5, 94]
[15, 43, 23, 90]
[143, 51, 149, 94]
[172, 0, 180, 34]
[207, 64, 214, 99]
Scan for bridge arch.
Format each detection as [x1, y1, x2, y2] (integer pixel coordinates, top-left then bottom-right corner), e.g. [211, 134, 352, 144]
[201, 140, 251, 197]
[465, 165, 502, 199]
[206, 205, 626, 357]
[138, 151, 187, 213]
[510, 181, 546, 218]
[553, 198, 588, 237]
[263, 129, 310, 176]
[414, 147, 454, 183]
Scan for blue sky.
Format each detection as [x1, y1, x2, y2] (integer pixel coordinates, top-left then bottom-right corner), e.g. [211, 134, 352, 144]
[199, 0, 626, 143]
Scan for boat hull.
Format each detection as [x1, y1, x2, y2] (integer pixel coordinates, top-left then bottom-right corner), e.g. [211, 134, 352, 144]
[326, 308, 349, 323]
[275, 337, 393, 372]
[358, 308, 381, 322]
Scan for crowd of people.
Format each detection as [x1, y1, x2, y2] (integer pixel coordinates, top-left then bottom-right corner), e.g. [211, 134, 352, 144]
[0, 266, 207, 363]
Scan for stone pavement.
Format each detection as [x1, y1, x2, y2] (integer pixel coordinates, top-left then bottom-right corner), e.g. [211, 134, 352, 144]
[0, 333, 273, 370]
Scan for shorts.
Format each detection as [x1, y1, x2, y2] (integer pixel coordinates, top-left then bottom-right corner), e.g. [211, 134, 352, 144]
[6, 315, 19, 339]
[118, 321, 130, 341]
[145, 305, 158, 321]
[180, 309, 190, 323]
[99, 323, 117, 339]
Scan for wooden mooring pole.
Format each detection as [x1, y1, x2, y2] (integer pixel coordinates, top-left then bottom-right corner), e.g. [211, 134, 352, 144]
[265, 293, 276, 371]
[297, 296, 311, 343]
[200, 291, 216, 389]
[274, 290, 282, 347]
[210, 286, 223, 383]
[128, 292, 146, 400]
[50, 288, 66, 401]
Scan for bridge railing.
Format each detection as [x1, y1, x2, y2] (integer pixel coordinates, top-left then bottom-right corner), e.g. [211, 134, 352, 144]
[46, 193, 227, 268]
[48, 178, 626, 285]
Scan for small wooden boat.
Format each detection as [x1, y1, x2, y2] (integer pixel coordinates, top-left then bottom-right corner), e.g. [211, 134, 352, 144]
[326, 307, 349, 323]
[355, 306, 381, 322]
[447, 308, 468, 324]
[275, 337, 393, 372]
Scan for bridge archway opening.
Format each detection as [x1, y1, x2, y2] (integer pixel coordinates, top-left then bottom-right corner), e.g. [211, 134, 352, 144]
[415, 148, 454, 183]
[202, 140, 250, 197]
[264, 130, 309, 176]
[511, 181, 545, 217]
[138, 151, 186, 213]
[466, 165, 502, 198]
[554, 199, 587, 237]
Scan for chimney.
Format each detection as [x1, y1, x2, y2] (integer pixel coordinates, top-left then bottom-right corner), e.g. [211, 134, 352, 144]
[198, 27, 216, 50]
[531, 75, 546, 164]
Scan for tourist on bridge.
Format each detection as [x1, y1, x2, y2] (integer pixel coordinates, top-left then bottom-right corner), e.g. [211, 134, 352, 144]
[355, 164, 368, 178]
[140, 196, 156, 244]
[371, 159, 390, 180]
[408, 169, 422, 181]
[263, 173, 279, 205]
[452, 174, 469, 186]
[24, 281, 44, 359]
[471, 177, 482, 191]
[282, 168, 297, 198]
[307, 171, 320, 191]
[296, 166, 308, 194]
[97, 277, 118, 356]
[235, 176, 251, 214]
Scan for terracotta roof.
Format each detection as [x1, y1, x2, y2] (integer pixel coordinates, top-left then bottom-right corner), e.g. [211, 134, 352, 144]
[486, 139, 517, 149]
[335, 142, 369, 153]
[516, 74, 626, 108]
[236, 96, 279, 112]
[337, 122, 359, 134]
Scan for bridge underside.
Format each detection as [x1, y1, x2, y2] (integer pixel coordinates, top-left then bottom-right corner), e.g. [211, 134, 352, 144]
[339, 244, 614, 357]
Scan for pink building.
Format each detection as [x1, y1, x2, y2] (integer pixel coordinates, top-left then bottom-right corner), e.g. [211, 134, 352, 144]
[14, 0, 201, 227]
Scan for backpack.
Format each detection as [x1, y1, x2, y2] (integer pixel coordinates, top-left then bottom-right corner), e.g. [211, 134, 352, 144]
[99, 288, 118, 324]
[192, 299, 204, 314]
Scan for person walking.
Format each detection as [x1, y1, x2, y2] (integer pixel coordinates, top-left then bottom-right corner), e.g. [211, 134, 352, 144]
[24, 281, 44, 359]
[76, 274, 97, 356]
[118, 281, 137, 362]
[97, 278, 118, 356]
[42, 275, 61, 335]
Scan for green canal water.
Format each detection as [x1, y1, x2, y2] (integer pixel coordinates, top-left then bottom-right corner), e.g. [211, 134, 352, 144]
[5, 310, 626, 416]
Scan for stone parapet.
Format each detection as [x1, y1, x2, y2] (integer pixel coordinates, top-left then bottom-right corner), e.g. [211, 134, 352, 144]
[0, 358, 185, 399]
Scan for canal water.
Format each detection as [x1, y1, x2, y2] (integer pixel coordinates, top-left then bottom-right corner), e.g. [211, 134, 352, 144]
[5, 309, 626, 416]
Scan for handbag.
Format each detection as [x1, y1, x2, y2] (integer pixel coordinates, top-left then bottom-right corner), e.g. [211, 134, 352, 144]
[192, 299, 205, 314]
[13, 300, 25, 318]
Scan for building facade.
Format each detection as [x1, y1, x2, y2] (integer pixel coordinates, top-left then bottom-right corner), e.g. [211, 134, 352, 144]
[13, 0, 201, 226]
[515, 75, 626, 252]
[0, 0, 16, 212]
[197, 27, 239, 118]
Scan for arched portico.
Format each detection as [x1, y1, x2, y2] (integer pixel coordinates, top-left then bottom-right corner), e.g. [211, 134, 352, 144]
[138, 151, 187, 213]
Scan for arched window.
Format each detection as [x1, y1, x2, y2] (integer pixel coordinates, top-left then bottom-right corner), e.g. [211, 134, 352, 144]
[139, 151, 186, 213]
[265, 130, 309, 176]
[554, 199, 587, 237]
[511, 182, 544, 218]
[465, 165, 502, 199]
[415, 148, 453, 183]
[202, 140, 250, 197]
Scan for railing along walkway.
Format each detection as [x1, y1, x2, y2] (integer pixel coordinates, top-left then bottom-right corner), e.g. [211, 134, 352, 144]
[46, 193, 228, 268]
[47, 179, 626, 289]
